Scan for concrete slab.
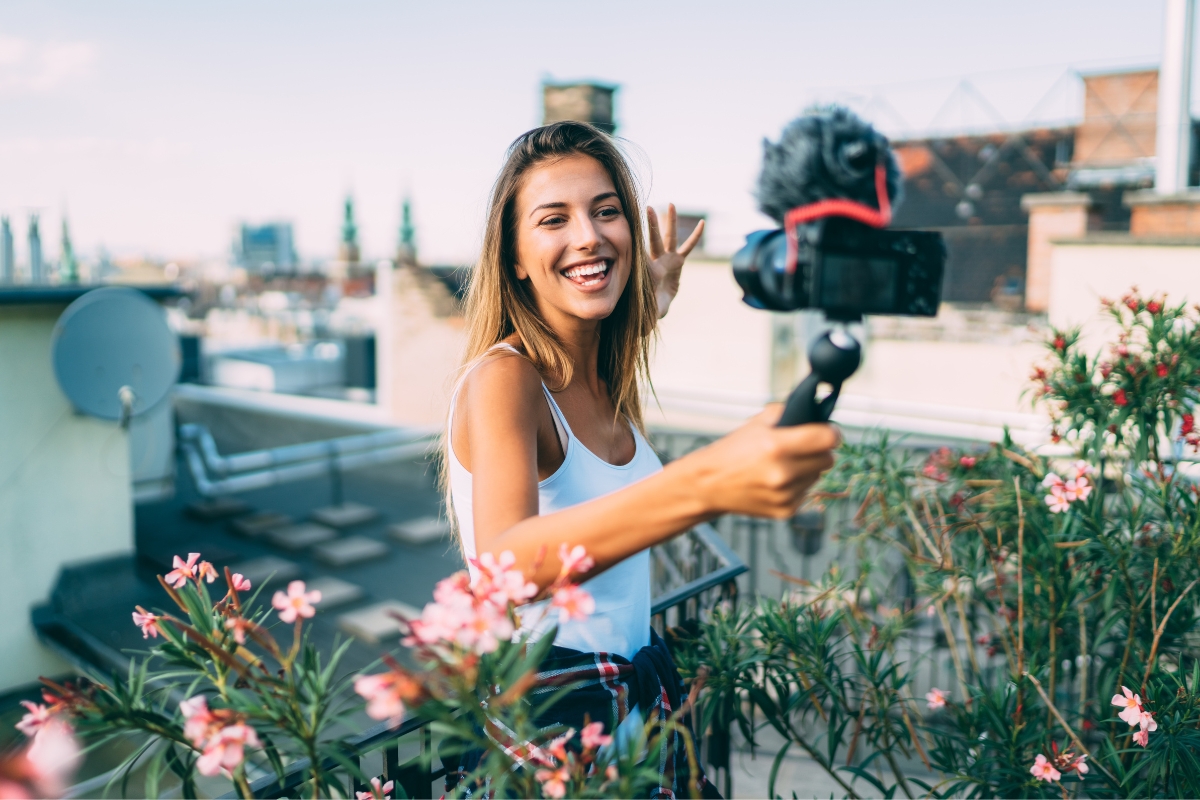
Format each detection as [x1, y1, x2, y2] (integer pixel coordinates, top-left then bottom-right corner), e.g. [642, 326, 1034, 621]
[225, 556, 303, 589]
[304, 576, 365, 610]
[230, 511, 292, 538]
[186, 497, 252, 520]
[337, 599, 421, 644]
[388, 516, 450, 545]
[266, 522, 338, 551]
[312, 535, 389, 567]
[310, 502, 380, 528]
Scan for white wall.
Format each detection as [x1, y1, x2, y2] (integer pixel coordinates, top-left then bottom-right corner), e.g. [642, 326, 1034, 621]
[0, 305, 133, 691]
[1049, 240, 1200, 350]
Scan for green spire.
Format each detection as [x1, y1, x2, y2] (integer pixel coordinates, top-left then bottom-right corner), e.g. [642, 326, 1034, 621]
[397, 197, 417, 265]
[341, 196, 358, 246]
[59, 215, 78, 284]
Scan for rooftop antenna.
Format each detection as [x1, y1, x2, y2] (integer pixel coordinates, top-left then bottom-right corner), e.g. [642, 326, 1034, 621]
[1156, 0, 1195, 194]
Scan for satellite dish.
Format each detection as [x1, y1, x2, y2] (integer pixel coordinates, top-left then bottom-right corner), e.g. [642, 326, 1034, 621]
[52, 287, 180, 421]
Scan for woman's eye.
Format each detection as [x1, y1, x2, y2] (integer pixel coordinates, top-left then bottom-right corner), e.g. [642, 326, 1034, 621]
[540, 215, 567, 226]
[596, 206, 621, 219]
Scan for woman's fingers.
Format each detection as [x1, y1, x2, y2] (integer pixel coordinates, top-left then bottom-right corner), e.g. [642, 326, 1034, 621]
[679, 218, 705, 257]
[665, 203, 678, 251]
[646, 206, 665, 259]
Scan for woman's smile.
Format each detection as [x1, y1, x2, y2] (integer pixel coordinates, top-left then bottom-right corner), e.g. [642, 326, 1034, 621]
[561, 258, 612, 291]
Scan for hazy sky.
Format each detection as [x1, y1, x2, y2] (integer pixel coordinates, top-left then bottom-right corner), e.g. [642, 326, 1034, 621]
[0, 1, 1184, 265]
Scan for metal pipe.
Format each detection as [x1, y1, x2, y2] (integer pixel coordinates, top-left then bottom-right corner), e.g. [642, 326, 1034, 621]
[1156, 0, 1196, 195]
[178, 422, 430, 476]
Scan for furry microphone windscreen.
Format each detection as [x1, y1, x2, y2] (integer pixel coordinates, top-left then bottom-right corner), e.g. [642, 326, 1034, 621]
[755, 107, 904, 225]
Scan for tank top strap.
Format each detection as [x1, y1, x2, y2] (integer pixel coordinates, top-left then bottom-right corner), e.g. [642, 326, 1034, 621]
[541, 385, 573, 448]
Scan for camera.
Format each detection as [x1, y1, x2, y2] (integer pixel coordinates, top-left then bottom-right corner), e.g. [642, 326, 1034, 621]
[734, 107, 947, 425]
[732, 218, 944, 320]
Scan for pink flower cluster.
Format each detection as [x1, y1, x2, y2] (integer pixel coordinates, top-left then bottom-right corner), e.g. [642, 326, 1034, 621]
[533, 721, 613, 799]
[165, 553, 219, 589]
[1112, 685, 1157, 747]
[403, 545, 594, 656]
[353, 669, 423, 728]
[11, 702, 83, 798]
[180, 696, 261, 777]
[1043, 461, 1094, 514]
[925, 688, 947, 710]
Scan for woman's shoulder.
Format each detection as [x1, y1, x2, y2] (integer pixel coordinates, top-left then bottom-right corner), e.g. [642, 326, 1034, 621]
[460, 342, 545, 411]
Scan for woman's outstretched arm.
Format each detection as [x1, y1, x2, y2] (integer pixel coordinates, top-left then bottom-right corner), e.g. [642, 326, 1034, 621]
[457, 354, 839, 592]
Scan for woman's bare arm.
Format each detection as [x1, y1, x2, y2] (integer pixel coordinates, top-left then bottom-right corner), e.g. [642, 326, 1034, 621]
[458, 354, 839, 591]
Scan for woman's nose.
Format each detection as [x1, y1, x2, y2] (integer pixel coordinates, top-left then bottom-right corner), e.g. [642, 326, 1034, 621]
[570, 216, 603, 251]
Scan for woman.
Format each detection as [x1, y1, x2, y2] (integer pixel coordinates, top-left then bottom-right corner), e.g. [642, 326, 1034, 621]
[445, 121, 837, 796]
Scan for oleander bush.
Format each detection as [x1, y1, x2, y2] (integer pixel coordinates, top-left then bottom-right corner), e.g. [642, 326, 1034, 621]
[673, 290, 1200, 798]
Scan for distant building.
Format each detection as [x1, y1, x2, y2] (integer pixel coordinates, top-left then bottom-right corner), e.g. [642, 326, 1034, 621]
[339, 197, 360, 265]
[27, 214, 42, 283]
[543, 81, 617, 133]
[235, 222, 296, 276]
[0, 217, 12, 283]
[891, 68, 1199, 310]
[59, 216, 78, 284]
[675, 212, 707, 254]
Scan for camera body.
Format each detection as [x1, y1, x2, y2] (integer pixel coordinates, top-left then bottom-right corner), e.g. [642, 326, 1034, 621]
[732, 216, 946, 321]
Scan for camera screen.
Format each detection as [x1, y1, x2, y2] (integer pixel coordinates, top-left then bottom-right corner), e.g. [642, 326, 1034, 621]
[819, 254, 898, 312]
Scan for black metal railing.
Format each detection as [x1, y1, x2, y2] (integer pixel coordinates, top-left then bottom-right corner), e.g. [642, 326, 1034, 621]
[226, 522, 746, 799]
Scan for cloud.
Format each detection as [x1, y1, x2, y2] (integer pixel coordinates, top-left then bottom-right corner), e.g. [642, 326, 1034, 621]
[0, 36, 96, 93]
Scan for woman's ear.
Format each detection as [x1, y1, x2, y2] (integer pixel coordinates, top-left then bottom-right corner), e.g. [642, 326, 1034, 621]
[514, 262, 529, 280]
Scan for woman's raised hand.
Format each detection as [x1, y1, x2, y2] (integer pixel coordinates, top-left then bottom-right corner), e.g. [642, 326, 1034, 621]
[678, 405, 840, 520]
[647, 203, 704, 319]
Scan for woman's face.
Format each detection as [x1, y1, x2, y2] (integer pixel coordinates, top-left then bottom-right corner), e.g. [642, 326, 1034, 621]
[512, 154, 632, 328]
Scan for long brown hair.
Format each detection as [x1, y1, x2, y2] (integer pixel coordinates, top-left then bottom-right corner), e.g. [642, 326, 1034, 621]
[460, 121, 656, 428]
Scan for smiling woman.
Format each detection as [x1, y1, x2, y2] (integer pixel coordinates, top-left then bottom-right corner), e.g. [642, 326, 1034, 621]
[440, 121, 839, 797]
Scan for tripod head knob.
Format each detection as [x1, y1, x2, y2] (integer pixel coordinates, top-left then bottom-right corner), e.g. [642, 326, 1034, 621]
[777, 328, 861, 426]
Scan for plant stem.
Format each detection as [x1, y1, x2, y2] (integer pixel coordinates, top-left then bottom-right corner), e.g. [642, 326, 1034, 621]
[1141, 578, 1199, 691]
[1024, 672, 1119, 785]
[935, 599, 971, 707]
[953, 592, 980, 676]
[1048, 581, 1057, 730]
[1078, 604, 1088, 722]
[1015, 478, 1026, 724]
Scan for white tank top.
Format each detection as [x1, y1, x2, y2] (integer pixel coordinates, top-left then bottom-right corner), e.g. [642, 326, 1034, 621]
[446, 344, 662, 660]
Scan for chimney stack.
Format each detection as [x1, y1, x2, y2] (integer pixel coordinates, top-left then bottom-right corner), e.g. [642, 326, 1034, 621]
[542, 82, 617, 134]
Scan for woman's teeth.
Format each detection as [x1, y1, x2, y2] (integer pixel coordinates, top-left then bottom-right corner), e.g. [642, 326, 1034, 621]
[563, 262, 608, 285]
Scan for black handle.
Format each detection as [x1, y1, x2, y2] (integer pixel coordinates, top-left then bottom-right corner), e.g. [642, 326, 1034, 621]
[774, 329, 862, 427]
[778, 374, 843, 426]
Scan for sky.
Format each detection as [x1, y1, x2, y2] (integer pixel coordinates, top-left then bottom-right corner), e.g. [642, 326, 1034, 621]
[0, 1, 1186, 265]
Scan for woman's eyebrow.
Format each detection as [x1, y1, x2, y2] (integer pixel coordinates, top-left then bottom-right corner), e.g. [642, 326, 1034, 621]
[528, 192, 618, 217]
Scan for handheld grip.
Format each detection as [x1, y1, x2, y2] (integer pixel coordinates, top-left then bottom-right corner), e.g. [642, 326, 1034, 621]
[775, 329, 862, 427]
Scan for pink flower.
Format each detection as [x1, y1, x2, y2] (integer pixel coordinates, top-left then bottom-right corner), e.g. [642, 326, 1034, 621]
[558, 544, 595, 577]
[455, 599, 514, 654]
[356, 777, 395, 800]
[1133, 728, 1149, 747]
[551, 585, 595, 623]
[975, 634, 991, 646]
[225, 616, 252, 645]
[1073, 754, 1089, 775]
[24, 718, 82, 797]
[471, 551, 537, 607]
[1112, 685, 1143, 728]
[1042, 473, 1064, 489]
[1045, 488, 1071, 514]
[354, 671, 421, 727]
[925, 688, 947, 710]
[197, 561, 218, 584]
[580, 721, 612, 750]
[230, 573, 251, 592]
[15, 702, 52, 738]
[272, 580, 321, 623]
[1030, 754, 1061, 782]
[132, 607, 160, 639]
[1114, 389, 1129, 407]
[165, 553, 201, 588]
[196, 722, 260, 777]
[180, 696, 215, 747]
[1139, 710, 1158, 734]
[959, 456, 977, 468]
[535, 766, 570, 799]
